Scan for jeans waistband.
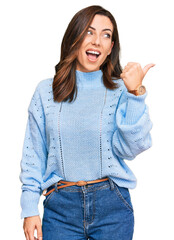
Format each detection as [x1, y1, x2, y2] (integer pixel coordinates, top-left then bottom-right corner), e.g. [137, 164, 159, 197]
[44, 177, 115, 196]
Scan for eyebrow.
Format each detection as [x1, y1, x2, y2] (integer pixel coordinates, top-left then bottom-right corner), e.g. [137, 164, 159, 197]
[89, 26, 113, 33]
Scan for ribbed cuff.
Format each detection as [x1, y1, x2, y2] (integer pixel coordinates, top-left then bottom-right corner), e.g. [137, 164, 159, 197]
[123, 91, 147, 125]
[20, 190, 41, 219]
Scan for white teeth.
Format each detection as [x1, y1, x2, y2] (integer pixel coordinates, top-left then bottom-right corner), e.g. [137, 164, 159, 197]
[86, 50, 100, 55]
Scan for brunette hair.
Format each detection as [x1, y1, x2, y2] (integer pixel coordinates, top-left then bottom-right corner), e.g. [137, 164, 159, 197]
[53, 5, 122, 103]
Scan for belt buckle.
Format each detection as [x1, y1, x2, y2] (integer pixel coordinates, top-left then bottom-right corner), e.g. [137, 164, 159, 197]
[76, 181, 87, 186]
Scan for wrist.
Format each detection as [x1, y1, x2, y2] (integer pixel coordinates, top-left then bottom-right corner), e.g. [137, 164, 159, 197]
[128, 84, 146, 96]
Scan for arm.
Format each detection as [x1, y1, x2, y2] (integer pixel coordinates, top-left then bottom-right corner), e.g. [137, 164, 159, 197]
[111, 83, 153, 160]
[19, 85, 47, 219]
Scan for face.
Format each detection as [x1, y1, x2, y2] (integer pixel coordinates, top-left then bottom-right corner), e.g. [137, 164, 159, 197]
[76, 14, 114, 72]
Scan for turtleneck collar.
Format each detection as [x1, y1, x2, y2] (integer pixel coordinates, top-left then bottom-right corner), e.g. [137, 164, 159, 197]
[75, 69, 104, 88]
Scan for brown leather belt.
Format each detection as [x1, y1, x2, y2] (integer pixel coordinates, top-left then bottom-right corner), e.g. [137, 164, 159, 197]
[42, 177, 109, 196]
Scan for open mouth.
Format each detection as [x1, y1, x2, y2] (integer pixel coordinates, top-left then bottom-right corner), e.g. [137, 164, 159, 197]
[86, 50, 101, 61]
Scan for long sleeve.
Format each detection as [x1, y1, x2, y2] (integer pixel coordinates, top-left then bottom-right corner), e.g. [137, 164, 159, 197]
[19, 85, 47, 219]
[111, 82, 153, 160]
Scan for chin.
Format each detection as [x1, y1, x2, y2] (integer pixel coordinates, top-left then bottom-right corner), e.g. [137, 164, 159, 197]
[82, 65, 101, 72]
[76, 59, 102, 72]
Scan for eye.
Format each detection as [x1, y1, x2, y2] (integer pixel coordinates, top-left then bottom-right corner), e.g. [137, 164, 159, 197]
[87, 30, 93, 35]
[104, 33, 111, 38]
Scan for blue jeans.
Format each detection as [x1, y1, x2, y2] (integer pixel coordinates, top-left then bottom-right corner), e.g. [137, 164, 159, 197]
[42, 178, 134, 240]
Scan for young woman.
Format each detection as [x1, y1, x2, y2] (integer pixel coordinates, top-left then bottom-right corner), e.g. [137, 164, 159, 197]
[20, 5, 155, 240]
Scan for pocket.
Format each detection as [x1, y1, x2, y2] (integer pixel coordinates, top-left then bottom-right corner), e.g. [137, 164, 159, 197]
[43, 188, 56, 208]
[113, 182, 134, 213]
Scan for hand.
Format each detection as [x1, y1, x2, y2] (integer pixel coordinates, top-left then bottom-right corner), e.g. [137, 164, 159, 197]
[23, 215, 42, 240]
[120, 62, 155, 91]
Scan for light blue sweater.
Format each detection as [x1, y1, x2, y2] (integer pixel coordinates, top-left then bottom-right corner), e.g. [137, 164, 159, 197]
[19, 69, 153, 219]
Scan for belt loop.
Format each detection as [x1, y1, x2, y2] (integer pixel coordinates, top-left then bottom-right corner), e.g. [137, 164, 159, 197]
[54, 182, 58, 192]
[108, 178, 115, 191]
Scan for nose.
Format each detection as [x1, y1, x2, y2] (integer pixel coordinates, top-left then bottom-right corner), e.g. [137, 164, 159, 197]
[91, 34, 101, 46]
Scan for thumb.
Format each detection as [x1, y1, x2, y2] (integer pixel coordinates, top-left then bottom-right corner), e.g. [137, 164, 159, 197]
[143, 63, 155, 76]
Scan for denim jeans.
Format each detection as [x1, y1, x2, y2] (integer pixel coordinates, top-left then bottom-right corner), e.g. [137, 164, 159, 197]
[42, 178, 134, 240]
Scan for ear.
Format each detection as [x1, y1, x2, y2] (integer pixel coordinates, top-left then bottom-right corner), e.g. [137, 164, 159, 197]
[108, 41, 114, 55]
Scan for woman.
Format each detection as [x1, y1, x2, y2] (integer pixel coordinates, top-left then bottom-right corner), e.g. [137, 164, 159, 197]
[20, 5, 155, 240]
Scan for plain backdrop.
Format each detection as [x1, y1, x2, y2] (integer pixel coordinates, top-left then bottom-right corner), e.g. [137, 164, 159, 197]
[0, 0, 174, 239]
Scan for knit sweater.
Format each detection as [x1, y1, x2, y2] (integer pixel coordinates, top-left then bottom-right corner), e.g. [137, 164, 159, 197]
[19, 69, 153, 219]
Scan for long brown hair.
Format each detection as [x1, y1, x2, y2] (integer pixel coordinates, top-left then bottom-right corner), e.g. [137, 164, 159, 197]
[53, 5, 122, 103]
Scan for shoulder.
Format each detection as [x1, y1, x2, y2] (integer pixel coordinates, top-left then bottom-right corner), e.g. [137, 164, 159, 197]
[31, 78, 54, 102]
[28, 78, 54, 113]
[30, 78, 53, 107]
[35, 78, 53, 93]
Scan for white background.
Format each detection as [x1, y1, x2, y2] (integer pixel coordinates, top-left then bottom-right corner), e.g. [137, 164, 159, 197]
[1, 0, 174, 239]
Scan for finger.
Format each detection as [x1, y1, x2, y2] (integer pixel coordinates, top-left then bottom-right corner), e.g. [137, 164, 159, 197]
[143, 63, 155, 76]
[28, 230, 35, 240]
[123, 62, 137, 73]
[123, 63, 134, 70]
[37, 224, 43, 240]
[122, 66, 129, 73]
[126, 62, 135, 66]
[25, 232, 29, 240]
[120, 72, 124, 79]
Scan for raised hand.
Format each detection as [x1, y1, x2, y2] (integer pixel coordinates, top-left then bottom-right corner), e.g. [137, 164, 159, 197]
[120, 62, 155, 91]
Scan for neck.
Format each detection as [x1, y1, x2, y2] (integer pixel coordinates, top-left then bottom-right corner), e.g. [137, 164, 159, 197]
[75, 69, 104, 88]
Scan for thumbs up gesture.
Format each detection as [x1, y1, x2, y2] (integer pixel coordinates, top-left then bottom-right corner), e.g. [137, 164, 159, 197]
[120, 62, 155, 91]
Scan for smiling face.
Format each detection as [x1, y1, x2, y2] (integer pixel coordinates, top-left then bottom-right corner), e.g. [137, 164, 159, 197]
[76, 14, 114, 72]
